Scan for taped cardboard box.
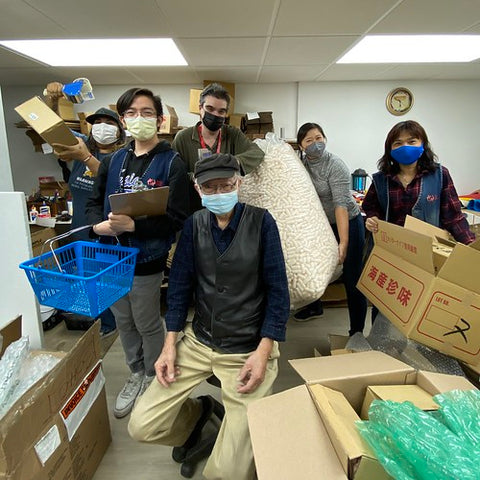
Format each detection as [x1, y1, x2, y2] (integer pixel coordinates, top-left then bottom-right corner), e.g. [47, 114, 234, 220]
[358, 216, 480, 364]
[15, 96, 78, 147]
[0, 319, 111, 480]
[248, 351, 474, 480]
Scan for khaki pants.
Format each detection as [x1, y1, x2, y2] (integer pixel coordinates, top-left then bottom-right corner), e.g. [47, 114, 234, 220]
[128, 325, 279, 480]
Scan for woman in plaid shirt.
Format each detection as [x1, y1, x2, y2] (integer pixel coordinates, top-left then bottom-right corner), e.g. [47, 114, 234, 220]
[363, 120, 474, 245]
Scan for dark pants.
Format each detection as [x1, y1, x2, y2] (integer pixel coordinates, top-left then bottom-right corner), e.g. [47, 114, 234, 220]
[331, 214, 368, 335]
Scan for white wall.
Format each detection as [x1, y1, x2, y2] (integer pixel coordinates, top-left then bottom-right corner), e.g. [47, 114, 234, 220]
[298, 80, 480, 195]
[0, 192, 43, 347]
[0, 86, 14, 191]
[4, 80, 480, 196]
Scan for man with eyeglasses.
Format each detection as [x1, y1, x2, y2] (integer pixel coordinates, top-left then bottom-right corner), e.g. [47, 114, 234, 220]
[128, 153, 290, 480]
[172, 83, 265, 213]
[86, 87, 189, 419]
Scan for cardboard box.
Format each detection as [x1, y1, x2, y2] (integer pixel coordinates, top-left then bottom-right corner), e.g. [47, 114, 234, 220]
[0, 319, 111, 480]
[241, 111, 274, 134]
[358, 216, 480, 364]
[228, 113, 244, 129]
[29, 225, 57, 257]
[39, 180, 69, 198]
[57, 98, 77, 121]
[159, 105, 179, 134]
[15, 97, 78, 147]
[248, 351, 474, 480]
[360, 384, 438, 419]
[308, 384, 389, 480]
[189, 89, 202, 114]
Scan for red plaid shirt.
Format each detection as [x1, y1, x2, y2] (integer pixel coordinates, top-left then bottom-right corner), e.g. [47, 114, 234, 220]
[362, 166, 475, 244]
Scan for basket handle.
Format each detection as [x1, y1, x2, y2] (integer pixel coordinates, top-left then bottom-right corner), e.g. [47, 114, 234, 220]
[39, 225, 93, 272]
[38, 225, 122, 272]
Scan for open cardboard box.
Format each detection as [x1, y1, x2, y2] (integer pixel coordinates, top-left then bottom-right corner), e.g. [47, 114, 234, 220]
[358, 216, 480, 365]
[248, 351, 474, 480]
[0, 317, 111, 480]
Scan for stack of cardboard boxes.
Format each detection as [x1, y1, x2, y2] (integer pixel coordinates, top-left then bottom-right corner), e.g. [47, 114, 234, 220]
[0, 318, 111, 480]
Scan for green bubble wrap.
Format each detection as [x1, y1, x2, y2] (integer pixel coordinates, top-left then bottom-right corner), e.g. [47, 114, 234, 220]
[356, 392, 480, 480]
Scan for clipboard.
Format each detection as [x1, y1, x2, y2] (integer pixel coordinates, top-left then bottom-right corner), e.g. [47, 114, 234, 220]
[109, 186, 169, 217]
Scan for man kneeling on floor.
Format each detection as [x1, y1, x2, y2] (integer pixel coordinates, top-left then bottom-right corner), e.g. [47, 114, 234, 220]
[128, 153, 290, 480]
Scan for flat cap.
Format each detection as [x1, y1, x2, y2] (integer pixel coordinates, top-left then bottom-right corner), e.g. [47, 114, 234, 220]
[194, 153, 240, 185]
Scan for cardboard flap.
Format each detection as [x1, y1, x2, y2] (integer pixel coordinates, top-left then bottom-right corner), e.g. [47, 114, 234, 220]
[374, 220, 435, 274]
[416, 370, 475, 394]
[437, 243, 480, 294]
[0, 316, 22, 356]
[289, 351, 412, 384]
[307, 384, 370, 476]
[247, 386, 347, 480]
[404, 215, 451, 240]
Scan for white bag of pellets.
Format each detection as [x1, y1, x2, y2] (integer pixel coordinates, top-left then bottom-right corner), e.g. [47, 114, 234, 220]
[239, 133, 339, 309]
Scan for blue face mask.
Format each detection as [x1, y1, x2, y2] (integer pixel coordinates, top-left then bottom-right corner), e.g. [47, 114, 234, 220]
[390, 144, 424, 165]
[201, 190, 238, 215]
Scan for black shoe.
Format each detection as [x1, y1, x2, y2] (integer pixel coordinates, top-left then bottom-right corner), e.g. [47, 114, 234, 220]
[172, 395, 216, 463]
[293, 300, 324, 322]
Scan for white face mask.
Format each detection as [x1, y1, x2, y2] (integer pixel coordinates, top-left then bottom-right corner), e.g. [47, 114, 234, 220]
[91, 123, 119, 145]
[124, 116, 158, 141]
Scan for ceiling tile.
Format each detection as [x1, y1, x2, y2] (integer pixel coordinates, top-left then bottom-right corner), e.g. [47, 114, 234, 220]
[259, 65, 327, 82]
[316, 64, 397, 81]
[157, 0, 278, 37]
[194, 67, 259, 83]
[0, 67, 61, 86]
[273, 0, 400, 35]
[371, 0, 480, 33]
[22, 0, 173, 37]
[126, 67, 201, 84]
[177, 38, 267, 66]
[0, 47, 45, 67]
[265, 36, 357, 65]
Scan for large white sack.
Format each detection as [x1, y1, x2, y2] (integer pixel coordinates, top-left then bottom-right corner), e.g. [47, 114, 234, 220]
[239, 133, 339, 309]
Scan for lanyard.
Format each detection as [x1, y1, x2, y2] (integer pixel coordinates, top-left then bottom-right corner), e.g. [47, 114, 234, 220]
[197, 125, 222, 153]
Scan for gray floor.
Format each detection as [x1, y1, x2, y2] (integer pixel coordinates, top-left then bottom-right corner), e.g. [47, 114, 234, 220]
[44, 305, 361, 480]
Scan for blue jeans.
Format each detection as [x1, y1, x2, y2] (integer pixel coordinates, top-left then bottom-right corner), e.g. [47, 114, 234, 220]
[331, 214, 368, 335]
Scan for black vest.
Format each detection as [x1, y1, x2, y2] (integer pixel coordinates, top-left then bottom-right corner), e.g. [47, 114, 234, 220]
[192, 205, 266, 353]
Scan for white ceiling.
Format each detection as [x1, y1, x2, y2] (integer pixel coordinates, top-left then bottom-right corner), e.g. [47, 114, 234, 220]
[1, 0, 480, 86]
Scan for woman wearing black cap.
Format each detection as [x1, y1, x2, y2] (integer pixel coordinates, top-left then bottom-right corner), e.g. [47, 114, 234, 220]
[44, 82, 126, 337]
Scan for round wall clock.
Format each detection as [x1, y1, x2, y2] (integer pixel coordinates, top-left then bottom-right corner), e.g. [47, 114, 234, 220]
[386, 87, 414, 116]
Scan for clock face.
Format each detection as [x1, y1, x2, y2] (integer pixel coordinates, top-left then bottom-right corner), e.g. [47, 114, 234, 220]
[386, 88, 414, 116]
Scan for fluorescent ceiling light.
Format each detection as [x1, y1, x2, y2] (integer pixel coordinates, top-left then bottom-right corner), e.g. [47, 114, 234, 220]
[337, 35, 480, 63]
[0, 38, 187, 66]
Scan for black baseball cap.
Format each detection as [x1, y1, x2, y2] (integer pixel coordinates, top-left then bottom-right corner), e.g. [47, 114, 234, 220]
[194, 153, 240, 185]
[86, 107, 121, 127]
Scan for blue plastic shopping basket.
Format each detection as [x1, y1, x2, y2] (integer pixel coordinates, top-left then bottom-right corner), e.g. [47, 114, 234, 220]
[20, 228, 138, 318]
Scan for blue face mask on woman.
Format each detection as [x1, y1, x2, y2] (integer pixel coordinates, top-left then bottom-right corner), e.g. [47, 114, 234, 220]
[201, 190, 238, 215]
[390, 144, 424, 165]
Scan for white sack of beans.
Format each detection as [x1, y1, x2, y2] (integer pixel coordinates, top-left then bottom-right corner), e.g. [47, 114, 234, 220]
[238, 133, 339, 310]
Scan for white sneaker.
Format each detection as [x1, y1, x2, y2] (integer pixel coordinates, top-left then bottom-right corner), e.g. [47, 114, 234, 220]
[114, 371, 144, 418]
[139, 374, 156, 397]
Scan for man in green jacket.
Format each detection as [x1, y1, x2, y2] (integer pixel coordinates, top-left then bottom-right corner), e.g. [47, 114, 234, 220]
[172, 82, 264, 212]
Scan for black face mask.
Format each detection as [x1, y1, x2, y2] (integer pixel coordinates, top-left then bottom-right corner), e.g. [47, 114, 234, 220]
[202, 111, 225, 132]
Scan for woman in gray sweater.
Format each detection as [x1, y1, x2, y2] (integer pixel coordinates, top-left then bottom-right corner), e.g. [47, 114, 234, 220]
[294, 122, 367, 336]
